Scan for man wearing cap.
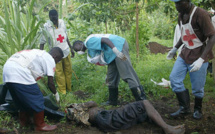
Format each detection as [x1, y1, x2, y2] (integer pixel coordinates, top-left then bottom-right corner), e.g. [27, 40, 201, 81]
[167, 0, 215, 119]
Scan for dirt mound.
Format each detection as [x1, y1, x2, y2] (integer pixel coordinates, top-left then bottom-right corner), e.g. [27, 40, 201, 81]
[147, 42, 172, 54]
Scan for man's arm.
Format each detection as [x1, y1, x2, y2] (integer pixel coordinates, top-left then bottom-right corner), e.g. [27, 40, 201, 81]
[101, 37, 127, 60]
[201, 34, 215, 60]
[101, 38, 115, 48]
[48, 76, 60, 102]
[40, 43, 45, 50]
[47, 76, 57, 94]
[67, 38, 75, 58]
[174, 38, 183, 49]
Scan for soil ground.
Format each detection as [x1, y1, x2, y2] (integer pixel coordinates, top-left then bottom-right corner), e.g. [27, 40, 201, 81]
[1, 42, 215, 134]
[3, 94, 215, 134]
[146, 42, 172, 54]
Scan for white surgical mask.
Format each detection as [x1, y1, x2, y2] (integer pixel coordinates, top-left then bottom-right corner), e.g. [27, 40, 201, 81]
[77, 51, 85, 55]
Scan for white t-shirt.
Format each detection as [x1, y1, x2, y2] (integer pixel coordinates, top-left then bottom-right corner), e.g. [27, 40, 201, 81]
[3, 49, 56, 85]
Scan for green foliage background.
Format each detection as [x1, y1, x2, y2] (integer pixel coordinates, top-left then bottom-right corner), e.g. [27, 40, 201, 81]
[0, 0, 215, 131]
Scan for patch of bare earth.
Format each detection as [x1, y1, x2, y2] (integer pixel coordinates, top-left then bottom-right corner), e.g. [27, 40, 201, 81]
[147, 42, 172, 54]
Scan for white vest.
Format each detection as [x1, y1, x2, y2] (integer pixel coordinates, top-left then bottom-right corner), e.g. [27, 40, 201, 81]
[48, 27, 68, 51]
[181, 7, 203, 49]
[8, 49, 45, 80]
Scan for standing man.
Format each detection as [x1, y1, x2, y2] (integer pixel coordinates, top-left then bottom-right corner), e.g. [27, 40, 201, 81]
[167, 0, 215, 119]
[40, 9, 75, 94]
[73, 34, 146, 106]
[3, 48, 63, 131]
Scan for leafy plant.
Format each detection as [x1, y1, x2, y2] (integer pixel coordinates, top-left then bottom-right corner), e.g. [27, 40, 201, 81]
[0, 0, 48, 67]
[127, 11, 152, 54]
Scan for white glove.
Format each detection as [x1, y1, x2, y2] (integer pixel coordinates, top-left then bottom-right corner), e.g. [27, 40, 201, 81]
[166, 47, 177, 60]
[151, 78, 171, 88]
[190, 58, 204, 72]
[112, 47, 127, 61]
[54, 92, 60, 103]
[161, 78, 171, 88]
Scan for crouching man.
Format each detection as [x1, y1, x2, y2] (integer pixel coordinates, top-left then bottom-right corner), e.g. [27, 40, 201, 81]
[3, 47, 63, 131]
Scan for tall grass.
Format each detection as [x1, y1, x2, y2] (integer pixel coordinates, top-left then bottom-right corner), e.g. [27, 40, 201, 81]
[0, 0, 48, 69]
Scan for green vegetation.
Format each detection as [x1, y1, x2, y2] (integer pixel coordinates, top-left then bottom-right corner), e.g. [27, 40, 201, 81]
[0, 0, 214, 132]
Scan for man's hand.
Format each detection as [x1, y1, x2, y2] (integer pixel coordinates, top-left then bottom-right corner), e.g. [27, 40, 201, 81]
[166, 47, 177, 60]
[54, 92, 60, 103]
[190, 58, 204, 72]
[112, 47, 127, 61]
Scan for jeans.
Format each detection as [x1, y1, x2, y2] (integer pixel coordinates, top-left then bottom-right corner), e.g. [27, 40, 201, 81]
[170, 56, 208, 98]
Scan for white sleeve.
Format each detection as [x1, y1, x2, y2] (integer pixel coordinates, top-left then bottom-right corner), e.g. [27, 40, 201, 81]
[41, 53, 56, 77]
[173, 24, 181, 47]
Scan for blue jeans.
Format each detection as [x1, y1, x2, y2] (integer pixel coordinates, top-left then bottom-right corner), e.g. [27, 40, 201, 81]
[169, 56, 208, 98]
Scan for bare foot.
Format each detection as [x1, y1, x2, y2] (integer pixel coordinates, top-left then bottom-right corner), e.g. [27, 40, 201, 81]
[164, 124, 185, 134]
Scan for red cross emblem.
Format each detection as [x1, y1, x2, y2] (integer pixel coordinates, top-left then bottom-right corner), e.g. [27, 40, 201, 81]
[57, 34, 64, 43]
[183, 29, 197, 46]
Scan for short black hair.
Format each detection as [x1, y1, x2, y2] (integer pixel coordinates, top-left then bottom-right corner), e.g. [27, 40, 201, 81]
[49, 47, 64, 58]
[73, 40, 84, 52]
[49, 9, 58, 17]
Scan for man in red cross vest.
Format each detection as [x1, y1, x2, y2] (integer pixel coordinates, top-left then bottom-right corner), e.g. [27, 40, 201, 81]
[40, 9, 75, 94]
[167, 0, 215, 120]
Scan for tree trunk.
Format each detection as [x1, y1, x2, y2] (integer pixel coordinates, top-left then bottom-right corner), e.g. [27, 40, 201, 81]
[136, 2, 139, 59]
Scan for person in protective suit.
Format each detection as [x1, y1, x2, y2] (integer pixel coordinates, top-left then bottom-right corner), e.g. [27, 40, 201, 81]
[73, 34, 146, 106]
[167, 0, 215, 119]
[66, 100, 185, 134]
[3, 47, 63, 131]
[40, 9, 75, 94]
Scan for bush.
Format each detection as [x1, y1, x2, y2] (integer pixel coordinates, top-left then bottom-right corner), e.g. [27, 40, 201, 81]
[127, 12, 152, 54]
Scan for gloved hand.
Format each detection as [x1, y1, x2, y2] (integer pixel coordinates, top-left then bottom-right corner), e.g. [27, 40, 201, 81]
[190, 58, 204, 72]
[166, 47, 177, 60]
[112, 47, 127, 61]
[161, 78, 171, 88]
[54, 92, 60, 103]
[151, 78, 171, 88]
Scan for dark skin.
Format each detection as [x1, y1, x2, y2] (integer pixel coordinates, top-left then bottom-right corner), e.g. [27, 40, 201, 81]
[47, 51, 63, 94]
[174, 0, 215, 60]
[101, 38, 115, 49]
[40, 14, 75, 58]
